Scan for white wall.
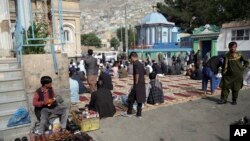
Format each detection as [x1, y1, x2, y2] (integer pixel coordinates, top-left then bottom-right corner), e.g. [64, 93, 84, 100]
[217, 26, 250, 52]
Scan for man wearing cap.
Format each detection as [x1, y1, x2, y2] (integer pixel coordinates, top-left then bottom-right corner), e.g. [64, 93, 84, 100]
[218, 42, 249, 105]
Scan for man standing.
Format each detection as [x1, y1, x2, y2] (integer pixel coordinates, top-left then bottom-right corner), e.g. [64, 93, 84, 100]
[85, 49, 98, 93]
[218, 42, 249, 105]
[122, 52, 146, 118]
[194, 49, 202, 69]
[202, 55, 224, 95]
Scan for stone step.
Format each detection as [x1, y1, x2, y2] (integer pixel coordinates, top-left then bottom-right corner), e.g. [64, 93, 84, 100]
[0, 107, 31, 140]
[0, 76, 22, 82]
[0, 79, 24, 90]
[0, 58, 16, 62]
[0, 101, 28, 116]
[0, 58, 19, 69]
[0, 123, 30, 141]
[0, 90, 26, 104]
[0, 68, 22, 82]
[0, 84, 24, 93]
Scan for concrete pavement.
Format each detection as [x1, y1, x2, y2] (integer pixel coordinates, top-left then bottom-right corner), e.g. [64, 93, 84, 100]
[88, 89, 250, 141]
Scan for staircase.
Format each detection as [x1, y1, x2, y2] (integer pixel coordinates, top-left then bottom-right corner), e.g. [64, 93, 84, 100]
[0, 58, 30, 141]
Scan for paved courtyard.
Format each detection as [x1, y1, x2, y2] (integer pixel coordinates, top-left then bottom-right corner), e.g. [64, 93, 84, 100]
[79, 75, 250, 115]
[77, 75, 250, 141]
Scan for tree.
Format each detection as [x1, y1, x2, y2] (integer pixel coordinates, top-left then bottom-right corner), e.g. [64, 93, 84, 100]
[116, 27, 137, 51]
[23, 22, 48, 54]
[81, 33, 102, 48]
[157, 0, 250, 33]
[110, 37, 120, 50]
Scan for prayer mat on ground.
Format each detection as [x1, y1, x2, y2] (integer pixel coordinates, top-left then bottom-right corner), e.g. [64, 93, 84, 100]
[80, 75, 250, 116]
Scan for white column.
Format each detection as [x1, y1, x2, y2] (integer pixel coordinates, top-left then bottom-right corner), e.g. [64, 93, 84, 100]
[146, 27, 150, 46]
[168, 28, 171, 43]
[151, 27, 155, 45]
[0, 0, 13, 57]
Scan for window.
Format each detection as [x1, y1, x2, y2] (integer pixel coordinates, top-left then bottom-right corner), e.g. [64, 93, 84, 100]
[64, 30, 70, 41]
[231, 29, 249, 41]
[163, 31, 167, 36]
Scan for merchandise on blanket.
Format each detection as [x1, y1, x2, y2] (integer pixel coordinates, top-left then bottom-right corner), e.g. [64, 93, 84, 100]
[33, 130, 72, 141]
[67, 121, 80, 133]
[51, 118, 61, 132]
[75, 109, 99, 119]
[55, 132, 93, 141]
[87, 110, 99, 118]
[72, 111, 100, 132]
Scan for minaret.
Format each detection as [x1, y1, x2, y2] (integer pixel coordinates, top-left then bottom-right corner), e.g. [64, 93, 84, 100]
[152, 4, 157, 12]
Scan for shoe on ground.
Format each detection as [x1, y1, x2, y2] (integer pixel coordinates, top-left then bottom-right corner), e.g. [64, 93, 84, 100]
[14, 138, 21, 141]
[21, 137, 28, 141]
[218, 100, 227, 104]
[121, 112, 132, 117]
[232, 101, 237, 105]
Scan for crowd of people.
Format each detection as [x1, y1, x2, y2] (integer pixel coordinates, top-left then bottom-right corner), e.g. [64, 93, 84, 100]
[32, 41, 249, 135]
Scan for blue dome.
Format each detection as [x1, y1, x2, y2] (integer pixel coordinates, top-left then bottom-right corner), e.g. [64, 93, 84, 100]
[142, 12, 168, 24]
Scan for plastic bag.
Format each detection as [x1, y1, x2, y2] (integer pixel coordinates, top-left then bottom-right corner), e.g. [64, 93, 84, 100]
[216, 73, 222, 78]
[7, 107, 31, 127]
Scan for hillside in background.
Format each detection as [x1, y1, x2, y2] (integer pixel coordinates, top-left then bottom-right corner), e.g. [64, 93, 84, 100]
[79, 0, 165, 40]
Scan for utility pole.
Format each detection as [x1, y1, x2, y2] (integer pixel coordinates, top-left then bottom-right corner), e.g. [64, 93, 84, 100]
[133, 26, 136, 49]
[120, 24, 123, 52]
[124, 2, 128, 55]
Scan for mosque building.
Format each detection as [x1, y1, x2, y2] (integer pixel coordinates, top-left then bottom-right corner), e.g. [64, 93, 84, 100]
[129, 11, 192, 60]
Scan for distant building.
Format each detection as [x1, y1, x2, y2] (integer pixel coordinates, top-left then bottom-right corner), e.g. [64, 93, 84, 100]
[191, 21, 250, 59]
[217, 21, 250, 59]
[129, 11, 192, 60]
[0, 0, 81, 58]
[191, 24, 220, 58]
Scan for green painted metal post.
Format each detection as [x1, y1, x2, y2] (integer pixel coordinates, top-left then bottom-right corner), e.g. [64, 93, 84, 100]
[211, 40, 218, 56]
[193, 40, 199, 52]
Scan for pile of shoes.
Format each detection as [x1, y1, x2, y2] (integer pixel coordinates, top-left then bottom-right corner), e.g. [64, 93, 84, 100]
[62, 132, 93, 141]
[34, 130, 72, 141]
[14, 137, 28, 141]
[231, 116, 250, 125]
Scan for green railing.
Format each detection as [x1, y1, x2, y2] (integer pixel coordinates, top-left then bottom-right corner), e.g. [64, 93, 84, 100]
[15, 0, 65, 74]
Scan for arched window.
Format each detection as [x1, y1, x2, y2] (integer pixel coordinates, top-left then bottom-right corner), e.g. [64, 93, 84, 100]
[64, 30, 70, 41]
[63, 24, 75, 43]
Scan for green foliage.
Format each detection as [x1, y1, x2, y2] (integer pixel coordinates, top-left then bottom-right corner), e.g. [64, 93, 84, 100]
[23, 22, 48, 54]
[81, 33, 102, 48]
[110, 37, 120, 50]
[157, 0, 250, 33]
[116, 27, 137, 51]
